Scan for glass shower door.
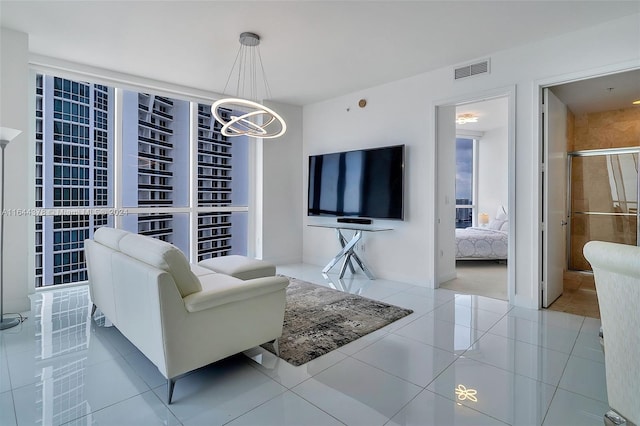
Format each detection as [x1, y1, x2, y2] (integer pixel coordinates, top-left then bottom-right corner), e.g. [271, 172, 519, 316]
[568, 149, 639, 271]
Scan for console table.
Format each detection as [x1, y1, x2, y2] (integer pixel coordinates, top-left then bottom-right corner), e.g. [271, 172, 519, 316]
[308, 223, 392, 279]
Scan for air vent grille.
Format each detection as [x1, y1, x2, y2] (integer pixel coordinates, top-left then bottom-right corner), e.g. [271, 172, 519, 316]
[454, 59, 490, 80]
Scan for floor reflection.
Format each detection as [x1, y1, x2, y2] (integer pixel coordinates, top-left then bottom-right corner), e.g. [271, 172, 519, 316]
[32, 287, 94, 425]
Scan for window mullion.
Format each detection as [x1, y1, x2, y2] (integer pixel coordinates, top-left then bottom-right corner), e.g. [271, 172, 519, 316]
[189, 102, 198, 263]
[472, 138, 479, 227]
[113, 87, 124, 228]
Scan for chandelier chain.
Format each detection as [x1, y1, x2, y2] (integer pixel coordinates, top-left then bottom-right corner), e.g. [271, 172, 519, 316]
[222, 39, 273, 102]
[212, 32, 286, 138]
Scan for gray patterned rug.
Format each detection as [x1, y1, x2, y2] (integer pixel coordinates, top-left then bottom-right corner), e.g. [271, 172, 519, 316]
[262, 277, 413, 366]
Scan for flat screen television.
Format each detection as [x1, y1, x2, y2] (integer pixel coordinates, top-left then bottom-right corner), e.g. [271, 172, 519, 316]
[307, 144, 404, 220]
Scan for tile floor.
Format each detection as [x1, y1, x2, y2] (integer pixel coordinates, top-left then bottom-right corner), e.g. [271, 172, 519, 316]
[547, 271, 600, 319]
[0, 264, 608, 426]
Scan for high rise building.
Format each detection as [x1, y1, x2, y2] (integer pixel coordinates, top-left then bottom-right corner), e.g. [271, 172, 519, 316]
[35, 75, 113, 287]
[121, 91, 190, 251]
[196, 103, 235, 260]
[35, 75, 247, 287]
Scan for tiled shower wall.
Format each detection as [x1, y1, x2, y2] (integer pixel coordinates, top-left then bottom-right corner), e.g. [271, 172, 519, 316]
[567, 107, 640, 270]
[568, 107, 640, 151]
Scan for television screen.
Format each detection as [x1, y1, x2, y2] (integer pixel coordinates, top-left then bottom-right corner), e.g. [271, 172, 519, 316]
[308, 145, 404, 220]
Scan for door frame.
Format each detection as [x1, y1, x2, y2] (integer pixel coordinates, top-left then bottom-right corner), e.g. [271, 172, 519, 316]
[535, 62, 640, 308]
[433, 85, 516, 302]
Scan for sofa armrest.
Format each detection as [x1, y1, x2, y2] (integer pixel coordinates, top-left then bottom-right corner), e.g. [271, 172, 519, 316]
[183, 275, 289, 313]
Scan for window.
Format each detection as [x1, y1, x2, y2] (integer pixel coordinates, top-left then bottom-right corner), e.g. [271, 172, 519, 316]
[455, 137, 477, 229]
[35, 73, 249, 287]
[195, 103, 248, 261]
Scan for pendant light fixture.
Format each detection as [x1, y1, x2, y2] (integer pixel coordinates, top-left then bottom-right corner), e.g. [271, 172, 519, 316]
[212, 32, 286, 139]
[456, 113, 479, 125]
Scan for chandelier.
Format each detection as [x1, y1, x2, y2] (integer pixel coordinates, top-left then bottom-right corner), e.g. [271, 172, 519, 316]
[212, 32, 286, 139]
[456, 113, 479, 125]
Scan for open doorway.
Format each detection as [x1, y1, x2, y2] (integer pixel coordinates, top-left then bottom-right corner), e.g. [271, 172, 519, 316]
[435, 90, 514, 302]
[440, 97, 509, 300]
[541, 68, 640, 318]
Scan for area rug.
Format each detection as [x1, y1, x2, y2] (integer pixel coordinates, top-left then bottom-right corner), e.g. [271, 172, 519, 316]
[261, 276, 413, 366]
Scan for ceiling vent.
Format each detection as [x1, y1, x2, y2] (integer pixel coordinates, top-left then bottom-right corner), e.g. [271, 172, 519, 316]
[454, 59, 490, 80]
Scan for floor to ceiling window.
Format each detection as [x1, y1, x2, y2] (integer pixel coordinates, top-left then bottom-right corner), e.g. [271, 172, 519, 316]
[34, 73, 249, 288]
[455, 137, 477, 229]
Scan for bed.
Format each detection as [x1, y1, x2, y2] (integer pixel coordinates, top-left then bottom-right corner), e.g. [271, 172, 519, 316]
[456, 227, 508, 260]
[456, 207, 509, 260]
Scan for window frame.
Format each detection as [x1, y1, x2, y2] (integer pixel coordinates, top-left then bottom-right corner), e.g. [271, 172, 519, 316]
[454, 137, 479, 228]
[29, 62, 256, 289]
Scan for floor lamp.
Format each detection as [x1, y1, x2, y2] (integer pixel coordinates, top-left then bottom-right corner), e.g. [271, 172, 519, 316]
[0, 127, 22, 330]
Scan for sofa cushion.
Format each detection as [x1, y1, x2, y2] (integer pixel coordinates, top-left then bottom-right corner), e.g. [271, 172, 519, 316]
[93, 227, 130, 250]
[198, 255, 276, 280]
[184, 274, 289, 312]
[119, 233, 202, 297]
[190, 264, 218, 278]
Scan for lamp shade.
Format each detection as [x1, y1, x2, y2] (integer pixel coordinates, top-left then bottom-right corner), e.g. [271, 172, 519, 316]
[0, 127, 22, 146]
[479, 213, 490, 225]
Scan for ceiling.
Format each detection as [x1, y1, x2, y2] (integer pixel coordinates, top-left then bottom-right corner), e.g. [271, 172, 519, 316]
[550, 69, 640, 115]
[455, 68, 640, 132]
[1, 1, 638, 106]
[456, 97, 508, 133]
[455, 68, 640, 133]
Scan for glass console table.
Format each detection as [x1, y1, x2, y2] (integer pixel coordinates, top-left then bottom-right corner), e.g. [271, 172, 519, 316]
[308, 224, 392, 279]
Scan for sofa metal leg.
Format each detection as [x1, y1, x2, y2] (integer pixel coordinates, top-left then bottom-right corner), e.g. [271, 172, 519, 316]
[272, 338, 280, 356]
[167, 378, 176, 404]
[91, 303, 97, 317]
[604, 409, 634, 426]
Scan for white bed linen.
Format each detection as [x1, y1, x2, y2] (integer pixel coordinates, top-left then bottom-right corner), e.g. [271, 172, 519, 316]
[456, 227, 508, 260]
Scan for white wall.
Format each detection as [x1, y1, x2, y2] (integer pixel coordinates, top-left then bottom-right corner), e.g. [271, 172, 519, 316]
[304, 83, 434, 285]
[478, 125, 508, 219]
[302, 13, 640, 306]
[0, 28, 30, 312]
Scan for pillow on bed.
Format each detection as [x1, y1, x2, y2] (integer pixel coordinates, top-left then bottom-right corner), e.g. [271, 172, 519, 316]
[500, 221, 509, 232]
[487, 206, 508, 229]
[488, 219, 506, 230]
[489, 206, 508, 229]
[496, 205, 508, 220]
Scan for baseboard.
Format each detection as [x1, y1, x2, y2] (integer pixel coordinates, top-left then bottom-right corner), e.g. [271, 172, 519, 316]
[438, 271, 457, 285]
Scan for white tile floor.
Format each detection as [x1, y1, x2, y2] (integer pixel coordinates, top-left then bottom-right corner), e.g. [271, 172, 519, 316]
[0, 264, 609, 426]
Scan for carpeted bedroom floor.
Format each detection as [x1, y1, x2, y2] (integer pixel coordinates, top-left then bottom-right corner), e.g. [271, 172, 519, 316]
[440, 260, 508, 301]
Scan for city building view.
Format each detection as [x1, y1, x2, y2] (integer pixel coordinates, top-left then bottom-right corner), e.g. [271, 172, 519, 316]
[35, 74, 248, 287]
[455, 137, 475, 229]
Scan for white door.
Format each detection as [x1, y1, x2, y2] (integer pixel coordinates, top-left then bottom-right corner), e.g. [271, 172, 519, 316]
[436, 105, 457, 285]
[542, 88, 567, 307]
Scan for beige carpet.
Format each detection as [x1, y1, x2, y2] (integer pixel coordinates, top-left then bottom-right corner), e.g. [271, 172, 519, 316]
[440, 260, 508, 301]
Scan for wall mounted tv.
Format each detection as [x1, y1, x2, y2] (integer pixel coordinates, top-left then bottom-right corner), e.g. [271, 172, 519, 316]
[307, 144, 405, 220]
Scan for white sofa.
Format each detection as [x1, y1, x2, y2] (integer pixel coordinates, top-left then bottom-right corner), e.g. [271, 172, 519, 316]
[84, 227, 289, 403]
[583, 241, 640, 426]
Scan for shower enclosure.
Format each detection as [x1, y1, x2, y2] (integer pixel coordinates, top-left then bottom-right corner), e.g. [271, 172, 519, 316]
[568, 148, 639, 271]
